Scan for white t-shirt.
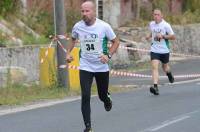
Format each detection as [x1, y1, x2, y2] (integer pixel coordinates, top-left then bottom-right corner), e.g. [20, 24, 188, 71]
[149, 19, 174, 53]
[72, 18, 116, 72]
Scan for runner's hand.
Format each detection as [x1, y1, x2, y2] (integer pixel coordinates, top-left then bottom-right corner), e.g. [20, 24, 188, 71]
[100, 54, 109, 64]
[156, 33, 163, 41]
[66, 54, 74, 63]
[145, 36, 151, 41]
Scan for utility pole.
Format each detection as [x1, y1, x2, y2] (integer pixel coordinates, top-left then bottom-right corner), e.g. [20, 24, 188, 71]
[136, 0, 141, 20]
[53, 0, 69, 88]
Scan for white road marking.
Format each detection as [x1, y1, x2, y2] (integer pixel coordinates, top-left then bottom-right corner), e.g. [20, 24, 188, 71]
[140, 110, 200, 132]
[150, 115, 190, 131]
[0, 96, 81, 116]
[119, 77, 200, 85]
[165, 78, 200, 85]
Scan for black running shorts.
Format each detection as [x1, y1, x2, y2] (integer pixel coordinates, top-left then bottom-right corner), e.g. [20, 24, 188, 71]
[150, 52, 170, 64]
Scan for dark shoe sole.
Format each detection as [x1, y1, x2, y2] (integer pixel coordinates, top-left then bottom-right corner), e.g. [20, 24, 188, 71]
[84, 128, 93, 132]
[104, 100, 112, 112]
[169, 77, 174, 83]
[150, 87, 159, 95]
[167, 73, 175, 83]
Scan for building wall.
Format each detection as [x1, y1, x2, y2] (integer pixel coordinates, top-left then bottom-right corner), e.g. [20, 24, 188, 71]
[26, 0, 83, 12]
[103, 0, 121, 28]
[120, 0, 134, 26]
[170, 0, 183, 15]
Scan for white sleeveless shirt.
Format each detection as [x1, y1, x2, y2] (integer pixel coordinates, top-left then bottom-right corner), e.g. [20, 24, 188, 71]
[149, 19, 174, 53]
[72, 18, 116, 72]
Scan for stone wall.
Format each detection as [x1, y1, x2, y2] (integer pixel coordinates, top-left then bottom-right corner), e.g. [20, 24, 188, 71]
[0, 46, 41, 83]
[173, 24, 200, 55]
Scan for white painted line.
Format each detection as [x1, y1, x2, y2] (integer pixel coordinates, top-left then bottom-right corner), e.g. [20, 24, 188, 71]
[0, 96, 81, 116]
[140, 110, 200, 132]
[165, 78, 200, 85]
[150, 116, 190, 131]
[0, 95, 98, 116]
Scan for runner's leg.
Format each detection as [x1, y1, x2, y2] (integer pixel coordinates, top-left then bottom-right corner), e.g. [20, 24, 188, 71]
[95, 71, 109, 103]
[80, 70, 94, 129]
[95, 71, 112, 111]
[151, 60, 160, 85]
[161, 53, 174, 83]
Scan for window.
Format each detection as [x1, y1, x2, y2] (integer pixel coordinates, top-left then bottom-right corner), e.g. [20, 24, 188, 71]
[98, 0, 103, 20]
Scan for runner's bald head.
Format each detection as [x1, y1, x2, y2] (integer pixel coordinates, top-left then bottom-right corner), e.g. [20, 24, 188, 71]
[81, 0, 96, 25]
[81, 0, 96, 12]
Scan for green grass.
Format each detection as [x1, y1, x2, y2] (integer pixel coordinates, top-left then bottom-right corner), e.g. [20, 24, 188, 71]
[0, 84, 69, 105]
[0, 83, 137, 106]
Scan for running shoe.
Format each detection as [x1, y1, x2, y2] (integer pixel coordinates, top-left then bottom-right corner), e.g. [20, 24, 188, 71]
[84, 127, 93, 132]
[104, 93, 112, 111]
[167, 72, 174, 83]
[150, 86, 159, 95]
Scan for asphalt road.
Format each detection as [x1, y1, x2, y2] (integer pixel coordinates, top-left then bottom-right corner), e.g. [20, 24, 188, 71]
[0, 58, 200, 132]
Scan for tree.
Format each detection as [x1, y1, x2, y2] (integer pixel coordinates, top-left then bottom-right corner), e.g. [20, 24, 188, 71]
[132, 0, 141, 20]
[0, 0, 21, 15]
[183, 0, 200, 12]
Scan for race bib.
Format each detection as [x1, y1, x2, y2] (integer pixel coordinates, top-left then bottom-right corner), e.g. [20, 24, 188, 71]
[81, 38, 101, 55]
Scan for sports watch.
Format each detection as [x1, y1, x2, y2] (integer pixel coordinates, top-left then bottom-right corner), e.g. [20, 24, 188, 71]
[107, 53, 112, 59]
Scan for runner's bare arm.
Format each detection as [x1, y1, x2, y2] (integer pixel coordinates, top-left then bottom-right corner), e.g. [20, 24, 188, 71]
[66, 38, 76, 53]
[100, 37, 119, 64]
[66, 38, 76, 63]
[109, 37, 119, 55]
[146, 33, 152, 41]
[163, 34, 175, 40]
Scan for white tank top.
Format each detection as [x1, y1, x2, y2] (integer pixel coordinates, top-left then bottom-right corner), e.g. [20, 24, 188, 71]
[149, 19, 174, 53]
[72, 18, 116, 72]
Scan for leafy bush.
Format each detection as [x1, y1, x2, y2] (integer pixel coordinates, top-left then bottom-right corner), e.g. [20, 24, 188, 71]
[166, 9, 200, 25]
[0, 31, 8, 47]
[23, 7, 81, 41]
[22, 35, 49, 45]
[183, 0, 200, 12]
[66, 8, 81, 32]
[0, 0, 21, 16]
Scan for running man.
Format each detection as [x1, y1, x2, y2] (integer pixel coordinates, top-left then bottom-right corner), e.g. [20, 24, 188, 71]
[66, 1, 119, 132]
[146, 9, 176, 95]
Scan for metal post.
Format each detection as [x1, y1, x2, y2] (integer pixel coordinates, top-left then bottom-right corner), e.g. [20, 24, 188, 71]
[53, 0, 69, 88]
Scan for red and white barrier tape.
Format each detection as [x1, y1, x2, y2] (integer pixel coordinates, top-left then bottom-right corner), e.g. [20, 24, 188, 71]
[118, 44, 200, 58]
[118, 45, 149, 53]
[170, 53, 200, 58]
[49, 34, 70, 40]
[120, 38, 200, 58]
[59, 64, 200, 79]
[110, 70, 152, 78]
[40, 40, 54, 64]
[56, 34, 70, 40]
[40, 35, 69, 64]
[57, 40, 67, 53]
